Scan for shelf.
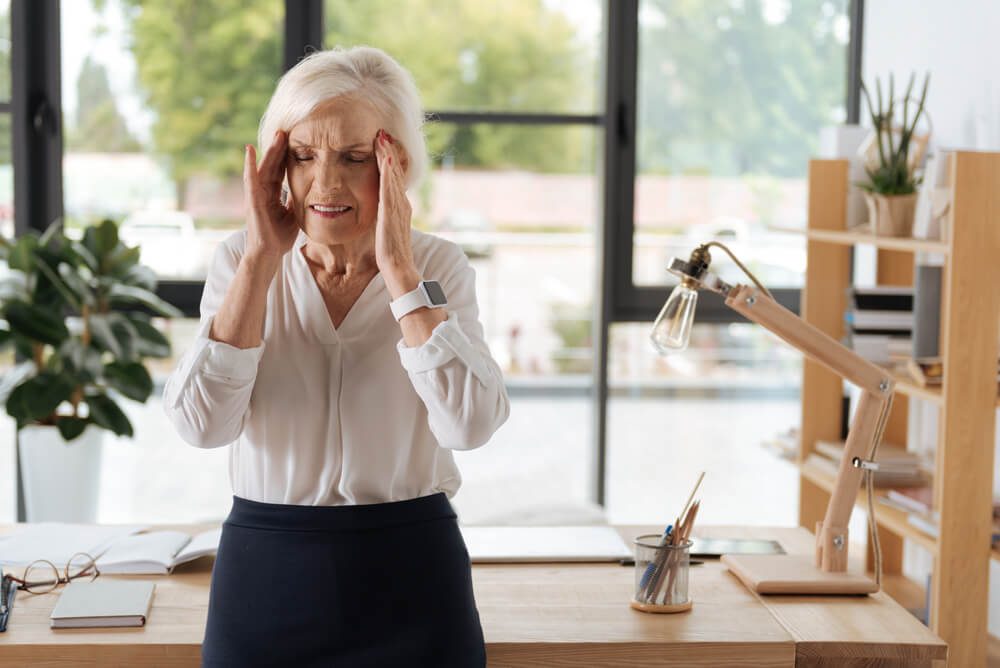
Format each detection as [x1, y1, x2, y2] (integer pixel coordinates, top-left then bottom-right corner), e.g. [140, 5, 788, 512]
[886, 367, 943, 405]
[882, 364, 1000, 408]
[799, 459, 939, 554]
[799, 459, 1000, 565]
[770, 225, 950, 255]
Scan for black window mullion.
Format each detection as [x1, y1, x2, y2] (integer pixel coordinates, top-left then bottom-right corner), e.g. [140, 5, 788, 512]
[592, 0, 638, 507]
[285, 0, 322, 71]
[12, 0, 62, 237]
[428, 111, 601, 126]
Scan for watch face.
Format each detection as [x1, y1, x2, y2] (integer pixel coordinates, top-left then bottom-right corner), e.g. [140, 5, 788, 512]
[423, 281, 447, 306]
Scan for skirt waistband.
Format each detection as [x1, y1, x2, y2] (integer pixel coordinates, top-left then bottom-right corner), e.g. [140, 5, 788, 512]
[225, 492, 456, 532]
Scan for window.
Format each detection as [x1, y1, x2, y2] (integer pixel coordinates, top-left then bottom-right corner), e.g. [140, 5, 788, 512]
[324, 0, 607, 523]
[6, 1, 861, 524]
[60, 0, 284, 279]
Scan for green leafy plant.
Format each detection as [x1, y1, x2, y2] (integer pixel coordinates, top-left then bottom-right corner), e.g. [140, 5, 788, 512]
[858, 72, 931, 195]
[0, 219, 182, 440]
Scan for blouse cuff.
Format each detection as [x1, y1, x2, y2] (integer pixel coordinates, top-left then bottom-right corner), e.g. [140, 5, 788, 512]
[168, 316, 265, 408]
[396, 312, 491, 385]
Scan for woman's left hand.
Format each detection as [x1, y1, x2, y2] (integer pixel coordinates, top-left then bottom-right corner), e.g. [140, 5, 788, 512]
[374, 129, 419, 295]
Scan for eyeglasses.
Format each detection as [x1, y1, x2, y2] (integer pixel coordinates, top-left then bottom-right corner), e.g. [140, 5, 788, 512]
[3, 552, 100, 595]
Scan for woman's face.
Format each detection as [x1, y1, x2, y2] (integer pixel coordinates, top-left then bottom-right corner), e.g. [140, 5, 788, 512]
[285, 94, 383, 246]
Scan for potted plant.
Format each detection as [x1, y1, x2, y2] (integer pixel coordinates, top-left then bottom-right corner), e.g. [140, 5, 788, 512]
[858, 72, 931, 237]
[0, 219, 182, 522]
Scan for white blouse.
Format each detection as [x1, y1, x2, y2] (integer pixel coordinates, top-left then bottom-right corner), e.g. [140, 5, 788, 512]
[162, 228, 511, 506]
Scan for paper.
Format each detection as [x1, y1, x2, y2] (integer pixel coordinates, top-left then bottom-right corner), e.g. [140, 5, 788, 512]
[460, 525, 631, 563]
[0, 523, 148, 567]
[96, 528, 222, 575]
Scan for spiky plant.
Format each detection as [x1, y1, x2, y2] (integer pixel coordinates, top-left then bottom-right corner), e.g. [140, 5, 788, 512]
[859, 72, 931, 195]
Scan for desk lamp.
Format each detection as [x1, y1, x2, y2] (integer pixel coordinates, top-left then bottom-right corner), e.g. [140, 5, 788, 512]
[651, 241, 894, 595]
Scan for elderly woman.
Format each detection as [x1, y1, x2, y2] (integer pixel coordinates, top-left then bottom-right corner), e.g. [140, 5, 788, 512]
[163, 46, 510, 667]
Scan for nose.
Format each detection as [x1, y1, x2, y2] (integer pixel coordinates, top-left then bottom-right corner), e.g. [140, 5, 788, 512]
[314, 155, 345, 192]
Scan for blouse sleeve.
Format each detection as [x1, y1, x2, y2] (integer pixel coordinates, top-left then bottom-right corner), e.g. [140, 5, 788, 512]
[162, 233, 266, 449]
[396, 242, 511, 450]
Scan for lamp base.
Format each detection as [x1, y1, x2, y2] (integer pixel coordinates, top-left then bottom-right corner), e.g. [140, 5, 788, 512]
[721, 554, 878, 595]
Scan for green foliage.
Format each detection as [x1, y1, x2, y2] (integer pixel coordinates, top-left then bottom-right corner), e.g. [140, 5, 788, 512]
[325, 0, 592, 172]
[858, 72, 930, 195]
[117, 0, 283, 205]
[636, 0, 848, 178]
[0, 220, 180, 440]
[66, 56, 143, 152]
[549, 301, 593, 374]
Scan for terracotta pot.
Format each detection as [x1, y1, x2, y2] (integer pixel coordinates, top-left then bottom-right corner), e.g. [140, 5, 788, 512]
[864, 192, 918, 238]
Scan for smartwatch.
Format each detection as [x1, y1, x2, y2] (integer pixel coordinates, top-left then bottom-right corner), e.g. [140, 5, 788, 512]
[390, 280, 448, 321]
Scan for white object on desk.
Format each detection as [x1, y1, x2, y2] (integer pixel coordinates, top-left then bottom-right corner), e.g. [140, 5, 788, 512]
[460, 526, 631, 563]
[95, 528, 222, 575]
[50, 580, 155, 628]
[0, 523, 147, 567]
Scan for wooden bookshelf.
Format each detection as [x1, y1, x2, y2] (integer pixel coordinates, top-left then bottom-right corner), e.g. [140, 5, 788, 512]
[799, 457, 938, 554]
[798, 154, 1000, 667]
[770, 225, 951, 254]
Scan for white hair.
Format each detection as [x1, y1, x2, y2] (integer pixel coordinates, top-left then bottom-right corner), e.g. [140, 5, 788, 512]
[258, 46, 428, 190]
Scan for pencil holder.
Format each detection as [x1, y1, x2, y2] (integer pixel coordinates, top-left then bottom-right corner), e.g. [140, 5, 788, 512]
[629, 535, 693, 613]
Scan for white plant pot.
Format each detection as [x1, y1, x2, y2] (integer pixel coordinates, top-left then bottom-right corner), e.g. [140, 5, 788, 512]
[18, 424, 104, 522]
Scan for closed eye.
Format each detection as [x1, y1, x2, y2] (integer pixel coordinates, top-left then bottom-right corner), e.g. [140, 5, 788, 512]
[291, 153, 313, 162]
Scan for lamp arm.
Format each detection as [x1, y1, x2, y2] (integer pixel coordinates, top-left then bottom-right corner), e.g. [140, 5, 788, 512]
[724, 284, 895, 577]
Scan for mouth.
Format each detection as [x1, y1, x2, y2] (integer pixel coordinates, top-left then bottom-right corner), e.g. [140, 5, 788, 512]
[309, 204, 353, 219]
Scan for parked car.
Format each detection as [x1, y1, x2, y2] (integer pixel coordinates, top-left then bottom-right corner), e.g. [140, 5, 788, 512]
[119, 210, 201, 278]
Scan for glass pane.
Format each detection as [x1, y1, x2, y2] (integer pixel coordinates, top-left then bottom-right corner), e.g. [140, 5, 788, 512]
[606, 322, 801, 526]
[0, 0, 9, 101]
[61, 0, 283, 279]
[324, 0, 603, 114]
[422, 123, 601, 523]
[633, 0, 850, 288]
[98, 318, 231, 523]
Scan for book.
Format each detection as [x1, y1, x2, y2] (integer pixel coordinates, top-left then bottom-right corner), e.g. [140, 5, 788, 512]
[459, 526, 631, 562]
[813, 440, 928, 487]
[94, 529, 221, 575]
[0, 523, 148, 568]
[884, 487, 934, 515]
[50, 580, 155, 629]
[845, 310, 914, 331]
[847, 286, 913, 311]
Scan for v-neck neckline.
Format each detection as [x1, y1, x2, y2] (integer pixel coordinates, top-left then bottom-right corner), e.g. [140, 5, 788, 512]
[291, 231, 384, 344]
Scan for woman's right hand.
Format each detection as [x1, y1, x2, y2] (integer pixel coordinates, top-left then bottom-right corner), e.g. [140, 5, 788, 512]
[243, 130, 298, 262]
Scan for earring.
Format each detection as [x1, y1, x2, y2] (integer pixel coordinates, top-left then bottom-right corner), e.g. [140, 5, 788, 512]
[280, 187, 289, 206]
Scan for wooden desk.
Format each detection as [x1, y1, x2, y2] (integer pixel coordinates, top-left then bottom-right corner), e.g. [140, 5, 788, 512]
[0, 524, 945, 667]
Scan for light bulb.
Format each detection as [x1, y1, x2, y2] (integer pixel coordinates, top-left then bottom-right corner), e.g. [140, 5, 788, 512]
[650, 282, 698, 353]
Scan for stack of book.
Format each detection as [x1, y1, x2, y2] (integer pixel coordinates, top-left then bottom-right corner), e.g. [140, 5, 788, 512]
[806, 439, 929, 488]
[844, 286, 913, 365]
[881, 488, 1000, 547]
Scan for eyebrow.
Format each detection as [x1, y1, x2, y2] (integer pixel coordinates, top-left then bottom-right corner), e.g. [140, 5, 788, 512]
[288, 141, 371, 151]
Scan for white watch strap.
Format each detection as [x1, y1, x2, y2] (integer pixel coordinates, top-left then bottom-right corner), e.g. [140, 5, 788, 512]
[390, 285, 430, 321]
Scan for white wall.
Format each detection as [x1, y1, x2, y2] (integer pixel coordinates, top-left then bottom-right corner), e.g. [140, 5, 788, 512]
[863, 0, 1000, 637]
[864, 1, 1000, 152]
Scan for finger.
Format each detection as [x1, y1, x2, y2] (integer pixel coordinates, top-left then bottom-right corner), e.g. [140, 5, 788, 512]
[244, 144, 260, 195]
[259, 131, 288, 186]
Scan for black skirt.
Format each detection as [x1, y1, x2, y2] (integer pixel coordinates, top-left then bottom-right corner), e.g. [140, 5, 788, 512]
[201, 493, 487, 667]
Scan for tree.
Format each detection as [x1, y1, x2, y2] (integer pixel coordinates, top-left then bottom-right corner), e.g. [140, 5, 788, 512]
[324, 0, 593, 173]
[113, 0, 591, 202]
[115, 0, 283, 207]
[637, 0, 848, 177]
[66, 56, 142, 152]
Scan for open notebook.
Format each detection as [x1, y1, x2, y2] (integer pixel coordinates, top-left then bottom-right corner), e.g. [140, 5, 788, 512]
[94, 529, 221, 575]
